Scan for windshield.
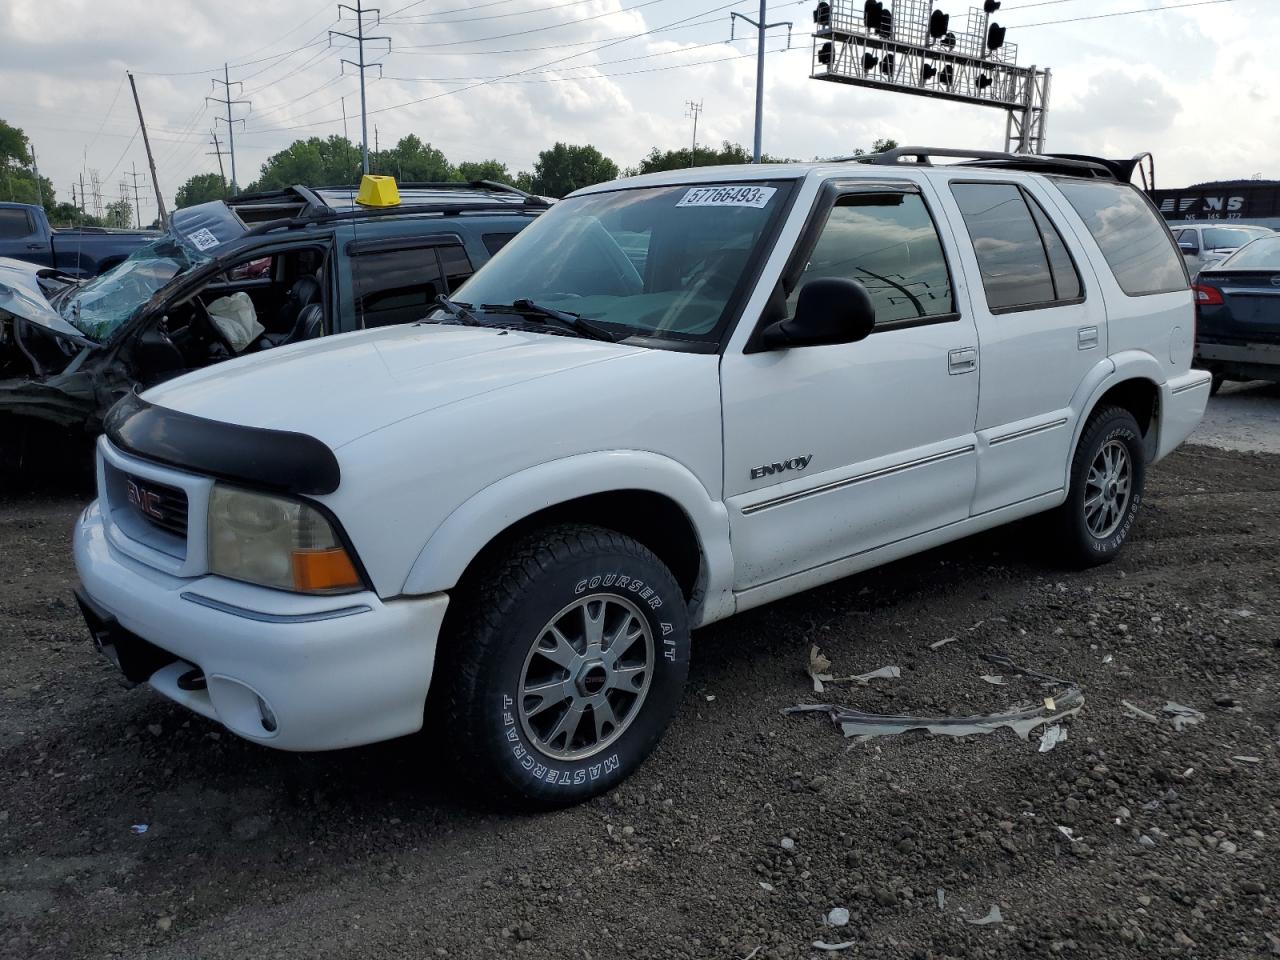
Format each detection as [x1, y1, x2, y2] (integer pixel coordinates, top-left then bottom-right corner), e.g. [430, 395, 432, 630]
[1219, 235, 1280, 269]
[59, 234, 211, 341]
[1203, 226, 1270, 251]
[451, 181, 792, 343]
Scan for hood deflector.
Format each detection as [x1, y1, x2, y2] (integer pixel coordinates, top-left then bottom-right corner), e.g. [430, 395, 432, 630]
[104, 390, 341, 496]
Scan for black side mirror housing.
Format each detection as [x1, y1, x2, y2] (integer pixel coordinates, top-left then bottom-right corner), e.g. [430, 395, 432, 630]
[759, 277, 876, 349]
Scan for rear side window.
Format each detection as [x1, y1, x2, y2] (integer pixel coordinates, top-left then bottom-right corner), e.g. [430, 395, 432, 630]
[0, 208, 35, 239]
[482, 232, 517, 255]
[1054, 180, 1186, 296]
[351, 247, 445, 328]
[951, 181, 1085, 311]
[790, 191, 954, 324]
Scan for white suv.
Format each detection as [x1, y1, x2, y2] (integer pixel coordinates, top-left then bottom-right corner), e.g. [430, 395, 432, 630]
[74, 150, 1211, 807]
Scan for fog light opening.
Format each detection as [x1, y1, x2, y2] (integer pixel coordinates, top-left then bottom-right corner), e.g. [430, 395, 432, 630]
[256, 696, 278, 733]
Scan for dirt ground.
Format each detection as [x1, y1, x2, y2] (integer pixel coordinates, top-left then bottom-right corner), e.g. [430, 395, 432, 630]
[2, 440, 1278, 960]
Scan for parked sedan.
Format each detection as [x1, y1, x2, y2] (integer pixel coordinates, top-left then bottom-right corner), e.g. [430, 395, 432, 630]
[1193, 234, 1280, 392]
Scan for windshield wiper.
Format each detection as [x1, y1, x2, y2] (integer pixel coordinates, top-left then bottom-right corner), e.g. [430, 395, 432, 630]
[424, 294, 486, 327]
[479, 299, 622, 343]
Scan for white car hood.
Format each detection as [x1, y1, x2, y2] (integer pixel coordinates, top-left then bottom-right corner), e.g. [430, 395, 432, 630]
[141, 322, 648, 449]
[0, 256, 86, 339]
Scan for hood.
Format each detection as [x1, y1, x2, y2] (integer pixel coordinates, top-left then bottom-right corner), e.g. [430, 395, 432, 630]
[0, 256, 86, 340]
[141, 323, 647, 449]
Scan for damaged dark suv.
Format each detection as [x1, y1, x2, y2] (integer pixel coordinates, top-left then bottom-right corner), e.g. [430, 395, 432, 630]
[0, 180, 548, 478]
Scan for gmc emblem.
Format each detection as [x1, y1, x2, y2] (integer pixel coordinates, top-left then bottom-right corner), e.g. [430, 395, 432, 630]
[126, 479, 165, 520]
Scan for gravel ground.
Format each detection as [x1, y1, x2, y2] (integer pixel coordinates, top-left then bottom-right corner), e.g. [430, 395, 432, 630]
[2, 442, 1278, 960]
[1193, 381, 1280, 454]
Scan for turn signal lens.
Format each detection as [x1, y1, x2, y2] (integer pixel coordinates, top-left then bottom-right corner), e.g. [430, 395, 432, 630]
[291, 547, 361, 593]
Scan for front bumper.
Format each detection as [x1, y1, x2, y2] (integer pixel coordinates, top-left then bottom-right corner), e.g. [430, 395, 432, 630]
[73, 500, 448, 751]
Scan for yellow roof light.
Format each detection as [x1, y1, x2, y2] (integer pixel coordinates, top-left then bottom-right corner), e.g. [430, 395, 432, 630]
[355, 174, 400, 207]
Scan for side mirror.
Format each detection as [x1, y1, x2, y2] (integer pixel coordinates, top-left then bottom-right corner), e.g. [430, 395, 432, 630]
[760, 277, 875, 349]
[1178, 241, 1199, 254]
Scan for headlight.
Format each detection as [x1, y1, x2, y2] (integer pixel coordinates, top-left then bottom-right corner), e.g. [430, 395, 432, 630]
[207, 485, 363, 594]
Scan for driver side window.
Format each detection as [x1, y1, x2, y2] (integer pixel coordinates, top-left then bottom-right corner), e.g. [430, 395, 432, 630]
[788, 192, 955, 325]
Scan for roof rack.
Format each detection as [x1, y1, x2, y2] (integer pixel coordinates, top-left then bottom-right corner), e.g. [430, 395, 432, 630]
[228, 180, 549, 225]
[849, 146, 1119, 180]
[241, 200, 547, 238]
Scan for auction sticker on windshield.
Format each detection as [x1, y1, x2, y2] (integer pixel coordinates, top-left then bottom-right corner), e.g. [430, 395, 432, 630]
[676, 185, 776, 209]
[187, 228, 220, 251]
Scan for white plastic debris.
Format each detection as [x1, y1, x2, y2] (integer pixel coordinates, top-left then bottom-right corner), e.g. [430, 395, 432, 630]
[1039, 724, 1068, 753]
[936, 888, 946, 910]
[1057, 826, 1081, 843]
[979, 675, 1007, 685]
[965, 905, 1004, 925]
[807, 645, 900, 692]
[812, 941, 856, 952]
[1163, 702, 1206, 732]
[1121, 700, 1160, 723]
[826, 907, 850, 927]
[930, 637, 959, 650]
[758, 881, 774, 892]
[1102, 654, 1114, 664]
[130, 824, 148, 835]
[780, 837, 796, 852]
[705, 694, 716, 702]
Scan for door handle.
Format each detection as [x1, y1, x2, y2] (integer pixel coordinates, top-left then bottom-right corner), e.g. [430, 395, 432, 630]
[1077, 325, 1099, 350]
[947, 347, 977, 375]
[26, 242, 44, 250]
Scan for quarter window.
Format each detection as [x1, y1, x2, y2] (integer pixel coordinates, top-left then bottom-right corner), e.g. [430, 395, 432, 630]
[1053, 179, 1186, 296]
[950, 182, 1065, 310]
[789, 192, 954, 324]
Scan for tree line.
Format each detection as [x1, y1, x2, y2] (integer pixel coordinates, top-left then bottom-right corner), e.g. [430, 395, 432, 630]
[1, 118, 138, 227]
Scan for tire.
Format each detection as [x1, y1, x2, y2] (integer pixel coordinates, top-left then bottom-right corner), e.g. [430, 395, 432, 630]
[433, 524, 690, 808]
[1049, 406, 1146, 568]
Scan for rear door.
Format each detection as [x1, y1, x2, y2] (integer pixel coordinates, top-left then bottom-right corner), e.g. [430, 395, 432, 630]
[343, 235, 472, 329]
[720, 179, 980, 590]
[935, 177, 1108, 514]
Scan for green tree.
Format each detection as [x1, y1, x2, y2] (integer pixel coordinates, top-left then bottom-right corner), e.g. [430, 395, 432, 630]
[175, 172, 227, 208]
[0, 117, 56, 212]
[248, 135, 362, 191]
[375, 135, 452, 182]
[850, 137, 899, 157]
[105, 198, 133, 229]
[528, 143, 618, 198]
[455, 159, 511, 184]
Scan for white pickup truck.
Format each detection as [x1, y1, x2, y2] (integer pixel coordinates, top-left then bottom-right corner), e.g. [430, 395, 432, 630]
[73, 150, 1211, 807]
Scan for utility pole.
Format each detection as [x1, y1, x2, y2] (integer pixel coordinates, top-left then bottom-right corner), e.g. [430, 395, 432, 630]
[684, 100, 703, 167]
[29, 144, 43, 207]
[208, 131, 229, 195]
[127, 71, 170, 227]
[207, 64, 250, 195]
[126, 162, 146, 227]
[331, 1, 390, 175]
[730, 2, 792, 162]
[78, 172, 86, 216]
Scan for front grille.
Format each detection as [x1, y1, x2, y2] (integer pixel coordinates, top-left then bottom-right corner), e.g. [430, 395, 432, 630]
[123, 474, 189, 539]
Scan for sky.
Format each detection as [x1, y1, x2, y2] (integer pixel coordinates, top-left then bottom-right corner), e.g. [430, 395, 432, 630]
[2, 0, 1276, 222]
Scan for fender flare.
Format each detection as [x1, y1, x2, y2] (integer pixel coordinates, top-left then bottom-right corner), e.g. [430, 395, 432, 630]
[1062, 350, 1164, 487]
[400, 450, 736, 626]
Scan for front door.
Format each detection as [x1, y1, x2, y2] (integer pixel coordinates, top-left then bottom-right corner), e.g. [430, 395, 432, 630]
[720, 182, 981, 591]
[937, 177, 1109, 514]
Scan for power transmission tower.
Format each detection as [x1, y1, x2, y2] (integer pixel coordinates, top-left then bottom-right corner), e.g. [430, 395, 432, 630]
[207, 64, 250, 195]
[89, 170, 103, 219]
[684, 100, 704, 167]
[730, 2, 792, 163]
[331, 1, 390, 175]
[126, 162, 146, 227]
[208, 131, 230, 195]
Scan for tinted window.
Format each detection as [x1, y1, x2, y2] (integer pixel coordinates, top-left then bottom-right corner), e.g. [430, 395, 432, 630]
[1202, 227, 1268, 251]
[438, 244, 472, 293]
[0, 208, 34, 239]
[1054, 180, 1186, 296]
[790, 192, 953, 324]
[1025, 193, 1082, 300]
[352, 248, 444, 327]
[482, 232, 517, 255]
[950, 182, 1055, 309]
[1219, 235, 1280, 269]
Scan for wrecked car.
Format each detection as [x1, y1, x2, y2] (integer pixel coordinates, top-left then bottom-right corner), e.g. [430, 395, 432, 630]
[0, 179, 548, 476]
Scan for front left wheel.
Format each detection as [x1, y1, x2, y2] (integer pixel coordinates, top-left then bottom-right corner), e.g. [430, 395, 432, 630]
[433, 524, 690, 808]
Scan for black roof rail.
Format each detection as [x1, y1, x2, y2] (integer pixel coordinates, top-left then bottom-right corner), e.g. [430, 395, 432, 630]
[241, 200, 546, 237]
[851, 146, 1117, 179]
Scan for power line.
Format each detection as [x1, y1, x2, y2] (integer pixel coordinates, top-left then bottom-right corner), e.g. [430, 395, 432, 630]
[131, 38, 333, 78]
[388, 0, 605, 24]
[84, 76, 127, 155]
[393, 0, 672, 48]
[1013, 0, 1238, 27]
